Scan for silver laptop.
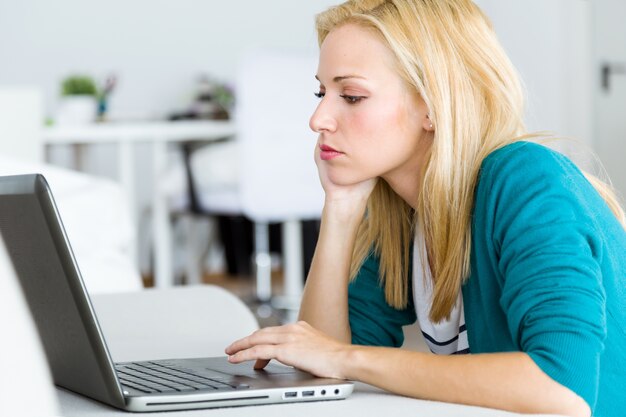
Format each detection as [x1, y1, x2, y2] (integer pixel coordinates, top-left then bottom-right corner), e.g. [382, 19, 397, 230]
[0, 173, 353, 412]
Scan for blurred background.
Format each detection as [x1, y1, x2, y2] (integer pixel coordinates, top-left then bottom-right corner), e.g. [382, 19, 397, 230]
[0, 0, 624, 325]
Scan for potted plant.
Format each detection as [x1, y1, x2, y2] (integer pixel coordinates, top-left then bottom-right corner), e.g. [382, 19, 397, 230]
[56, 75, 99, 125]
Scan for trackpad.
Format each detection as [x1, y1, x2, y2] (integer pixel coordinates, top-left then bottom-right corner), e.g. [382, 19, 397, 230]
[207, 361, 297, 379]
[165, 357, 297, 380]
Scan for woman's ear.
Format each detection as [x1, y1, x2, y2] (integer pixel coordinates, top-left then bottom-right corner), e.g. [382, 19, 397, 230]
[423, 114, 435, 132]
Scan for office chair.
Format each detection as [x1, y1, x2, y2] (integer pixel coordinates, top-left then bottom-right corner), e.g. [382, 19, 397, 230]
[172, 49, 324, 318]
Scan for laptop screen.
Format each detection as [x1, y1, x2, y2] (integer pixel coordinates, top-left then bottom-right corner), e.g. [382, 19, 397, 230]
[0, 174, 125, 408]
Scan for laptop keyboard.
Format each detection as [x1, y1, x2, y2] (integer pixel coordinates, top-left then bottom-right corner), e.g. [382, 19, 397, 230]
[115, 361, 247, 394]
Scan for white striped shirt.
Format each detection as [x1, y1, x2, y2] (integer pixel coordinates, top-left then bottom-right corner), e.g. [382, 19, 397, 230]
[412, 226, 470, 355]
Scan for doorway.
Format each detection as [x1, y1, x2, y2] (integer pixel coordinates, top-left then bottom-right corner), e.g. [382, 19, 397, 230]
[593, 0, 626, 201]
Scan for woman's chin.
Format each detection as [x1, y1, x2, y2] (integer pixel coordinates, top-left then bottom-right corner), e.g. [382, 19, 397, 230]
[328, 172, 373, 187]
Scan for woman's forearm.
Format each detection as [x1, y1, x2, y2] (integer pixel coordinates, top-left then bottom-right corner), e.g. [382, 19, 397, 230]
[298, 201, 366, 343]
[342, 347, 590, 417]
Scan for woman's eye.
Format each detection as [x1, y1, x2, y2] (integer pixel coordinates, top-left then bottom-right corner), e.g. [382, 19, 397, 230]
[314, 91, 325, 99]
[340, 94, 365, 104]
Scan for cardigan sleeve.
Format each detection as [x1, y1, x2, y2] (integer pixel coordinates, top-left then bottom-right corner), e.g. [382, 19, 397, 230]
[485, 143, 607, 410]
[348, 252, 416, 347]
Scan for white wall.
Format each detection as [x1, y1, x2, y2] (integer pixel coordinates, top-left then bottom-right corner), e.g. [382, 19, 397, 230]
[0, 0, 338, 274]
[476, 0, 593, 165]
[0, 0, 592, 135]
[0, 0, 599, 272]
[592, 0, 626, 200]
[0, 0, 337, 120]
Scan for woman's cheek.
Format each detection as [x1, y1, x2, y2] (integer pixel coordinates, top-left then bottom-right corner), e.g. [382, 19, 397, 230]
[345, 109, 390, 145]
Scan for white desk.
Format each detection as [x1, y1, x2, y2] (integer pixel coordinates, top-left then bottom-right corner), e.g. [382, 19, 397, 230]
[56, 287, 562, 417]
[42, 120, 236, 288]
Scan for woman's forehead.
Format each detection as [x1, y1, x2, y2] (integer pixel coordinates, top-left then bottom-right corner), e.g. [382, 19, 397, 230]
[317, 23, 399, 84]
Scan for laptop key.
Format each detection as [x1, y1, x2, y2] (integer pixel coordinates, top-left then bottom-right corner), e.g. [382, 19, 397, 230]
[119, 368, 190, 389]
[137, 362, 244, 390]
[117, 372, 178, 393]
[145, 363, 238, 389]
[182, 382, 213, 390]
[120, 380, 157, 394]
[133, 369, 199, 388]
[119, 377, 164, 392]
[160, 368, 237, 388]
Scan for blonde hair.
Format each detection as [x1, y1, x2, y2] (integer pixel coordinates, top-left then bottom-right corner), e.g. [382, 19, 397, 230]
[316, 0, 626, 322]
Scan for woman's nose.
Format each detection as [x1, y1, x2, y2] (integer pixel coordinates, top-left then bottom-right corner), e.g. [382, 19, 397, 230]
[309, 101, 336, 133]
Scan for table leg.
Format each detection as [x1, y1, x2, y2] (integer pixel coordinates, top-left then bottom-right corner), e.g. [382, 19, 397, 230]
[117, 140, 138, 268]
[152, 141, 173, 288]
[254, 222, 272, 302]
[282, 219, 304, 301]
[73, 143, 86, 171]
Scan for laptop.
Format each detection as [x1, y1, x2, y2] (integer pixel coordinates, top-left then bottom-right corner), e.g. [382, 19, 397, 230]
[0, 173, 353, 412]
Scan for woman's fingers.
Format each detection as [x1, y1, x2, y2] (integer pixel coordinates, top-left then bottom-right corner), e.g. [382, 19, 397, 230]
[225, 325, 292, 355]
[226, 322, 312, 354]
[225, 322, 314, 366]
[224, 321, 350, 379]
[253, 359, 271, 370]
[227, 344, 281, 364]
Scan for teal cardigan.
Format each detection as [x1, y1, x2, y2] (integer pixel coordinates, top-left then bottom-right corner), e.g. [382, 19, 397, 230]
[348, 142, 626, 417]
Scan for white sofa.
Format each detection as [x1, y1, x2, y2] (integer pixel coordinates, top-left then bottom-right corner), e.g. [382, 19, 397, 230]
[0, 155, 142, 293]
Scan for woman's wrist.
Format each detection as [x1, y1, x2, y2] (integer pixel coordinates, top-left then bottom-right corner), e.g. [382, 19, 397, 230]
[338, 344, 371, 381]
[322, 197, 368, 225]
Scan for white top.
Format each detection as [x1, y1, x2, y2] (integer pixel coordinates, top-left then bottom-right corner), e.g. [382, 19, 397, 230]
[412, 226, 470, 355]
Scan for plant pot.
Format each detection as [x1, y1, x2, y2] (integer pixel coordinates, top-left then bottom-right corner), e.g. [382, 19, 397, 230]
[55, 95, 97, 125]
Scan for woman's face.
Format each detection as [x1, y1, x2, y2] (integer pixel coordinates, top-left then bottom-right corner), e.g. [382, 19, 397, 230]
[310, 23, 433, 189]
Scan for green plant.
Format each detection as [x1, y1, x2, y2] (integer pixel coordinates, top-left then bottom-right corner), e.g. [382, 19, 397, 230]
[61, 75, 98, 96]
[213, 83, 235, 110]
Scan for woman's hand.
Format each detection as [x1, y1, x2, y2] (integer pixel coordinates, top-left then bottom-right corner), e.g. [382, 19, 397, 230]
[225, 321, 352, 380]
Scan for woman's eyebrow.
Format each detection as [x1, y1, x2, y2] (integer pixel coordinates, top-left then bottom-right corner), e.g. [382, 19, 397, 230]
[315, 74, 367, 83]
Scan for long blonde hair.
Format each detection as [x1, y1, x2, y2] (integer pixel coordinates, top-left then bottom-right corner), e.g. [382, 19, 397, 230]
[316, 0, 626, 322]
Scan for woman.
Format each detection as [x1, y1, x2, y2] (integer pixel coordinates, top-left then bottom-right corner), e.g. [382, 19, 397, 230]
[226, 1, 626, 416]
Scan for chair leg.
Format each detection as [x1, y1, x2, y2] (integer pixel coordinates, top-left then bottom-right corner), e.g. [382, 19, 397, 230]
[253, 222, 272, 303]
[282, 219, 304, 302]
[218, 215, 253, 276]
[301, 219, 320, 279]
[271, 220, 304, 322]
[184, 215, 204, 285]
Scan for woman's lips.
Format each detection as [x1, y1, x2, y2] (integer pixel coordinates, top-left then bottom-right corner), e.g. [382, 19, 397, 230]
[319, 144, 343, 161]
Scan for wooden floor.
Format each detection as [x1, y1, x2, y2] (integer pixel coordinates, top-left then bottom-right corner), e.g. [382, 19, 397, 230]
[143, 270, 284, 296]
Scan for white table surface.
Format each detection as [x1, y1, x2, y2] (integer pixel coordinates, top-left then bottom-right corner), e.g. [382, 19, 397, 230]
[57, 382, 541, 417]
[56, 287, 563, 417]
[42, 120, 236, 288]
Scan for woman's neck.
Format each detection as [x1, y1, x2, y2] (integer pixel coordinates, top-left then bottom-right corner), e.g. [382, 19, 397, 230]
[382, 136, 432, 210]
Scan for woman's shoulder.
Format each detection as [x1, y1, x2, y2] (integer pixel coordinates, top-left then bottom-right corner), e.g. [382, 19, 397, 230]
[481, 140, 576, 178]
[476, 140, 591, 203]
[474, 140, 624, 240]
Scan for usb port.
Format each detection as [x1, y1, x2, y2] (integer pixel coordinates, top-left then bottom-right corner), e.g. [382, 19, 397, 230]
[284, 391, 297, 398]
[302, 390, 315, 397]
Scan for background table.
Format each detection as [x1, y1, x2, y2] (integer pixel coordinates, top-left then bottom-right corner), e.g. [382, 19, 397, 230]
[56, 286, 563, 417]
[43, 120, 236, 288]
